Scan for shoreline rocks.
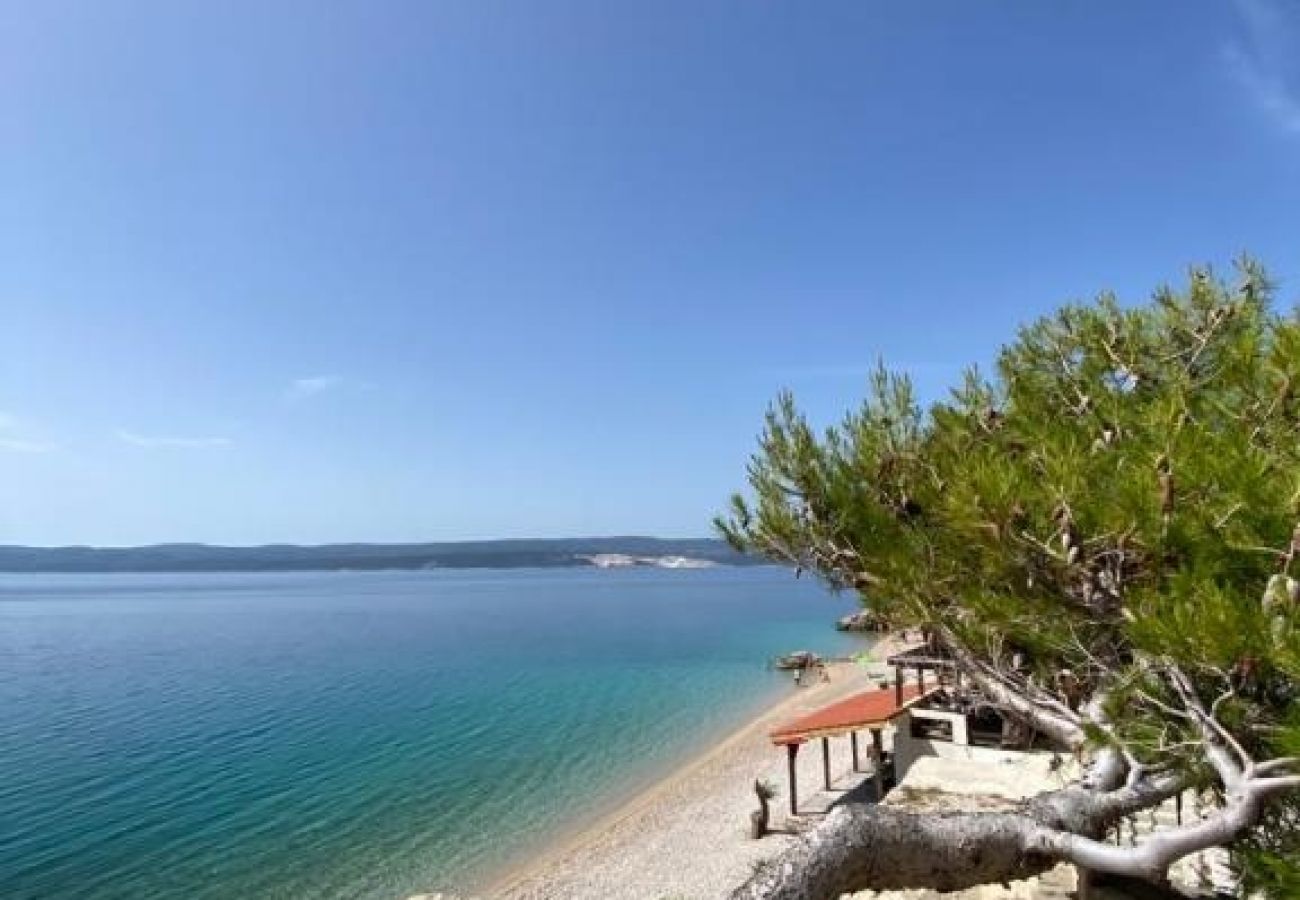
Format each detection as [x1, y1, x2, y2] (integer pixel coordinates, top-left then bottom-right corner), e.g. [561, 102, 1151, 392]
[774, 650, 822, 670]
[836, 609, 890, 632]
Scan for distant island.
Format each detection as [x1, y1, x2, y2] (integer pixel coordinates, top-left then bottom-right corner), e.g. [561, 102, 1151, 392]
[0, 537, 756, 573]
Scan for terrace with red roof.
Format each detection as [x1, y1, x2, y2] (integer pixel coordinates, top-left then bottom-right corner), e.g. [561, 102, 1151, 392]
[768, 682, 935, 814]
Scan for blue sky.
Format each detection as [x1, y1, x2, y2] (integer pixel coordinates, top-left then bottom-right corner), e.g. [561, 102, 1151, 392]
[3, 1, 1300, 546]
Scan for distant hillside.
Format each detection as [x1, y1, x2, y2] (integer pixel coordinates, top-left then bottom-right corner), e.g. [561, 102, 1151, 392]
[0, 537, 757, 573]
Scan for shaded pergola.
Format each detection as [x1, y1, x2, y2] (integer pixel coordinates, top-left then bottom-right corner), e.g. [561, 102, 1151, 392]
[885, 644, 958, 706]
[769, 683, 932, 815]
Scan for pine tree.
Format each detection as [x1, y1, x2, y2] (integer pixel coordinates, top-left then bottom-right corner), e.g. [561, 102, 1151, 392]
[719, 260, 1300, 898]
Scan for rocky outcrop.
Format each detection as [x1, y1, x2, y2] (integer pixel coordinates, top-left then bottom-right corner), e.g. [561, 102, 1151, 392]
[774, 650, 822, 670]
[836, 609, 890, 632]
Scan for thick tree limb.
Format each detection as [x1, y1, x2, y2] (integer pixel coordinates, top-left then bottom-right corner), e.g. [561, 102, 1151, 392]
[730, 772, 1294, 900]
[731, 781, 1154, 899]
[1038, 774, 1300, 881]
[732, 805, 1058, 899]
[1252, 757, 1300, 777]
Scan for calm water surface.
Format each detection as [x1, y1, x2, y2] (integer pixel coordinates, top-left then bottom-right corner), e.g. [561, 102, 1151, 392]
[0, 566, 863, 899]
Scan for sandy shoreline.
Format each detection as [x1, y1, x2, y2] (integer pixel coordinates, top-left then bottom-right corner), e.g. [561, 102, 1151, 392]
[462, 635, 911, 900]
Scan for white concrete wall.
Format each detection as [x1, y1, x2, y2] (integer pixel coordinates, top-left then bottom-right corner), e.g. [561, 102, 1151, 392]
[892, 709, 1036, 781]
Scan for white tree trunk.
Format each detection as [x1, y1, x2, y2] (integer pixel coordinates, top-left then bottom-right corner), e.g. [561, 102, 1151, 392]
[731, 773, 1298, 899]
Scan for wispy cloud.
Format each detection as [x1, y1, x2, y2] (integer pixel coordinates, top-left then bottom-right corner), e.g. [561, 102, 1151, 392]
[0, 412, 57, 453]
[116, 429, 232, 449]
[0, 437, 57, 454]
[1224, 0, 1300, 136]
[284, 375, 344, 402]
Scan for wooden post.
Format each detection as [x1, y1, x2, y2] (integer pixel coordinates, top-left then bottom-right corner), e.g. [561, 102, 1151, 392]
[872, 728, 885, 798]
[1175, 793, 1183, 825]
[917, 666, 925, 691]
[894, 667, 903, 706]
[850, 731, 859, 771]
[786, 743, 800, 816]
[821, 737, 831, 790]
[1077, 866, 1092, 900]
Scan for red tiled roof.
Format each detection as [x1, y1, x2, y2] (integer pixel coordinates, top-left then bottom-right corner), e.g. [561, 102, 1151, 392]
[770, 683, 931, 745]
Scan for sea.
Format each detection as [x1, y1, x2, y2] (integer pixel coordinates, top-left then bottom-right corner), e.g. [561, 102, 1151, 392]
[0, 565, 866, 899]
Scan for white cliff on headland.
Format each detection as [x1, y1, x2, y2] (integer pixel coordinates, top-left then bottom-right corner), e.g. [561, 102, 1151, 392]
[580, 554, 718, 569]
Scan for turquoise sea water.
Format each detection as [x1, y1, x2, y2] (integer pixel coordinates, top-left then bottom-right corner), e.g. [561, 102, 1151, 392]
[0, 566, 863, 899]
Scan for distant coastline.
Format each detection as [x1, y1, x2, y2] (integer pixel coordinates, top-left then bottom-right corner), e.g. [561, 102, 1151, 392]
[0, 537, 757, 574]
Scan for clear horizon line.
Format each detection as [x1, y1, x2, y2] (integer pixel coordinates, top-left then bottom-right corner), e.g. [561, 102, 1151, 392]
[0, 534, 726, 551]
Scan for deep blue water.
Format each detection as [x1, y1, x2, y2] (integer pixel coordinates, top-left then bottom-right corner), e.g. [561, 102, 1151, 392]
[0, 566, 863, 899]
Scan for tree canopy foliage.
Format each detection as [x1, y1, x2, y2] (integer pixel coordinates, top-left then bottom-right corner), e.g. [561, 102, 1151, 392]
[719, 261, 1300, 895]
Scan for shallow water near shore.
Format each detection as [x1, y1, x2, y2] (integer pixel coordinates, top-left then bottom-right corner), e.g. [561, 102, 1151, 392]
[0, 566, 863, 899]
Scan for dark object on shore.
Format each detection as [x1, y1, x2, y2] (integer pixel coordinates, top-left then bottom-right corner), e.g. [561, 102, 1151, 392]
[773, 650, 822, 670]
[749, 779, 776, 839]
[836, 609, 890, 632]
